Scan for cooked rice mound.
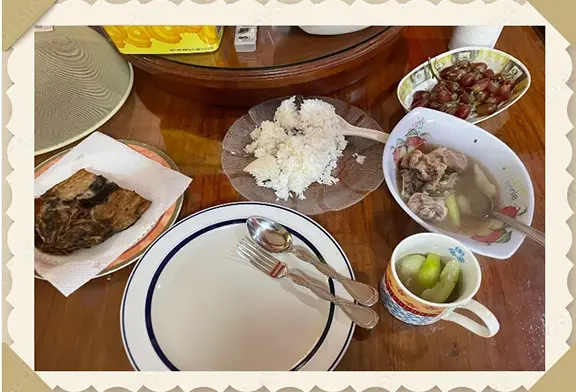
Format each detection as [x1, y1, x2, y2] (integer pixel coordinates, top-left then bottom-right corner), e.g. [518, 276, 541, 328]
[244, 97, 348, 201]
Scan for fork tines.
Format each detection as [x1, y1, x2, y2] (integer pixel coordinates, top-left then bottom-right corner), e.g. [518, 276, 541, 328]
[236, 238, 285, 278]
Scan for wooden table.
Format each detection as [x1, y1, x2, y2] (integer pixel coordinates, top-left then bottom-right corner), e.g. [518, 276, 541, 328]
[35, 26, 545, 371]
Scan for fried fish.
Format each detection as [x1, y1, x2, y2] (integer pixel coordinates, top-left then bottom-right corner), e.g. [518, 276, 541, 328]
[35, 169, 151, 255]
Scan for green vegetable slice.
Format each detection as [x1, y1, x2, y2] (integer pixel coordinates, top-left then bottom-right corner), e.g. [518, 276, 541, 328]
[416, 253, 442, 290]
[445, 193, 461, 227]
[421, 259, 461, 303]
[398, 254, 426, 294]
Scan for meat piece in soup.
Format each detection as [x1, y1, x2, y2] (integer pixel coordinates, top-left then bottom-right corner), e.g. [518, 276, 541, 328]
[401, 149, 447, 183]
[407, 193, 448, 223]
[400, 169, 423, 200]
[427, 147, 468, 173]
[397, 144, 500, 236]
[422, 172, 459, 198]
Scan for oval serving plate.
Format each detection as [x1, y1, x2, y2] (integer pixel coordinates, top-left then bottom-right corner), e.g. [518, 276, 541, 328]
[121, 202, 355, 371]
[34, 140, 184, 279]
[397, 46, 531, 125]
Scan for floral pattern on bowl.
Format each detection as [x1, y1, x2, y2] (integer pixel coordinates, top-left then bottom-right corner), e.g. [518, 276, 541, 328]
[449, 247, 466, 263]
[392, 117, 428, 164]
[472, 205, 527, 245]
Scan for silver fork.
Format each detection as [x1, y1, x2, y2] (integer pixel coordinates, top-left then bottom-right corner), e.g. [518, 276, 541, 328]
[237, 238, 379, 329]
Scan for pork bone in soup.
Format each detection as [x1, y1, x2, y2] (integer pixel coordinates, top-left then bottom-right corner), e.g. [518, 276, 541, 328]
[397, 144, 503, 237]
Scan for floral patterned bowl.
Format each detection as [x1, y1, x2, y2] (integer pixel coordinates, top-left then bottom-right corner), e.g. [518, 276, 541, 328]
[383, 107, 535, 260]
[397, 46, 531, 125]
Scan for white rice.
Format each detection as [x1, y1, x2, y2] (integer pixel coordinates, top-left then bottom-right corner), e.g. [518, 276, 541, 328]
[244, 97, 347, 201]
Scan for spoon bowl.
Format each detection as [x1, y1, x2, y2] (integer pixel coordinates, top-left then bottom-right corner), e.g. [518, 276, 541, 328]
[247, 216, 293, 253]
[467, 191, 495, 218]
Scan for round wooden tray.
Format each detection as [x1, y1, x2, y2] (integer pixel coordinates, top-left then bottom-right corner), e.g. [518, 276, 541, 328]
[124, 26, 406, 107]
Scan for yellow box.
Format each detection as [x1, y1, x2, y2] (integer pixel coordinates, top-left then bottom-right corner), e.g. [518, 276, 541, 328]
[103, 26, 224, 54]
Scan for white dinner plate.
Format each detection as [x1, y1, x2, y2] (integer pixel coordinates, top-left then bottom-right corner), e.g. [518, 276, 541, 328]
[121, 202, 355, 371]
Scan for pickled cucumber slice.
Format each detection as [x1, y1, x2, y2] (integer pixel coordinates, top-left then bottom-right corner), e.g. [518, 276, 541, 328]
[398, 254, 425, 294]
[421, 259, 461, 303]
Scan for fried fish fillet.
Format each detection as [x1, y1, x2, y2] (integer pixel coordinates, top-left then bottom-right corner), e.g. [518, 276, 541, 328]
[35, 169, 151, 255]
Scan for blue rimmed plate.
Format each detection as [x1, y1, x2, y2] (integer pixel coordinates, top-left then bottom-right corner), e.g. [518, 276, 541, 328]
[121, 202, 355, 371]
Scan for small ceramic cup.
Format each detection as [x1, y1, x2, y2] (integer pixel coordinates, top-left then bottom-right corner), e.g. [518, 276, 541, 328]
[380, 233, 500, 338]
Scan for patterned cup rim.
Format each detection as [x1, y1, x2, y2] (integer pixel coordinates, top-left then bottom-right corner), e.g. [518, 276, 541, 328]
[390, 232, 482, 308]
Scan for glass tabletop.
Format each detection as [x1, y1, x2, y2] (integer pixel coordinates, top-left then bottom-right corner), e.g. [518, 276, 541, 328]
[159, 26, 390, 70]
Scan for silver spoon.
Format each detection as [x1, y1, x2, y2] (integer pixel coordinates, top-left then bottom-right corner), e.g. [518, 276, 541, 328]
[472, 192, 545, 246]
[247, 216, 380, 306]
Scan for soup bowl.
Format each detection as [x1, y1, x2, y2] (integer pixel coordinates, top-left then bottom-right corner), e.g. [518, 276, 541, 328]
[383, 107, 535, 260]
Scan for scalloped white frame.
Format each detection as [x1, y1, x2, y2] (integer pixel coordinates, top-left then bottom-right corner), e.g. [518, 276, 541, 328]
[3, 0, 573, 391]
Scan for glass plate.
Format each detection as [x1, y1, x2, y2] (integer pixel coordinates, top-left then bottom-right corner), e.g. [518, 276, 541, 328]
[221, 96, 385, 215]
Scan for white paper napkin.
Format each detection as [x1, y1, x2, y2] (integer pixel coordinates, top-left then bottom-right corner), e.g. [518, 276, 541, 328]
[35, 132, 192, 296]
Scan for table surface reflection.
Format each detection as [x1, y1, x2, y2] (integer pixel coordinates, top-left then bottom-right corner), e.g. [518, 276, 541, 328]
[160, 26, 390, 69]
